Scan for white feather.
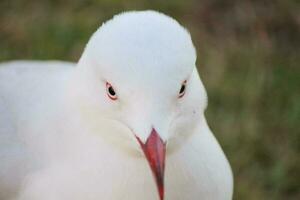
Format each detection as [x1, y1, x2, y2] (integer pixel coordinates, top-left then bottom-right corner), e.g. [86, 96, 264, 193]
[0, 11, 233, 200]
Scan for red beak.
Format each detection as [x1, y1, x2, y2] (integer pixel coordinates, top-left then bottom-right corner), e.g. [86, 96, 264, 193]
[136, 128, 166, 200]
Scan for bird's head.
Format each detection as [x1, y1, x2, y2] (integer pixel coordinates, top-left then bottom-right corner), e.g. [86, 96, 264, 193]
[72, 11, 207, 200]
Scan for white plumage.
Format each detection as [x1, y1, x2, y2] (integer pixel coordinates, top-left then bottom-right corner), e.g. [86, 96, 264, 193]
[0, 11, 233, 200]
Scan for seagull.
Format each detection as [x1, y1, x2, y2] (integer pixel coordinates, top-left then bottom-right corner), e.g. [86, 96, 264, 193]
[0, 10, 233, 200]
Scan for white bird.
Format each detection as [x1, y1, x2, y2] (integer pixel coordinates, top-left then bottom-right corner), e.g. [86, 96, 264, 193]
[0, 10, 233, 200]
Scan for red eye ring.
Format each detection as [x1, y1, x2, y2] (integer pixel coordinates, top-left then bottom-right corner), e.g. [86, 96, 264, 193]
[106, 82, 118, 100]
[178, 80, 187, 98]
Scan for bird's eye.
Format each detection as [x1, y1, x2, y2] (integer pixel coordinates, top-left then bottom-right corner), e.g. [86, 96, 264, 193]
[178, 80, 187, 98]
[106, 82, 117, 100]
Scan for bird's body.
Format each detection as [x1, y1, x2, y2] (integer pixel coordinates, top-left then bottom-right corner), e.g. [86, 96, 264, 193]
[0, 61, 74, 199]
[0, 11, 233, 200]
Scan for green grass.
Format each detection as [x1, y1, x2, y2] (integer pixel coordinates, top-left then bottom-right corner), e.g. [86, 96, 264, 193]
[0, 0, 299, 199]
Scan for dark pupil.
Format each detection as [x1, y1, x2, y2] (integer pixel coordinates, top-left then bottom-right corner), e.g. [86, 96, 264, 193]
[108, 86, 116, 96]
[179, 84, 185, 94]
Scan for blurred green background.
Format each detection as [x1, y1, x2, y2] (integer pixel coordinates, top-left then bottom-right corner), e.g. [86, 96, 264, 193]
[0, 0, 299, 199]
